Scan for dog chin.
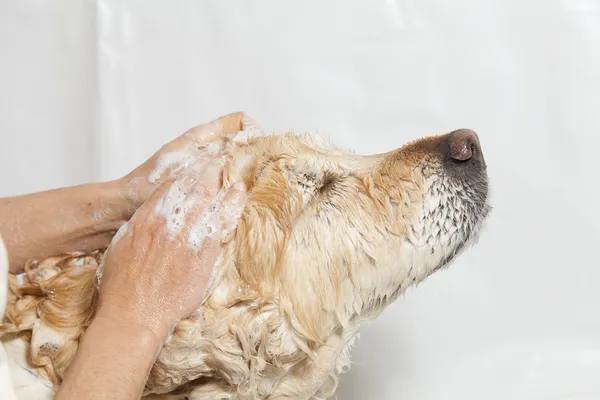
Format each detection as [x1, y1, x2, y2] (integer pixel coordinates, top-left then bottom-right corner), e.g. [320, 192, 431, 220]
[409, 169, 490, 277]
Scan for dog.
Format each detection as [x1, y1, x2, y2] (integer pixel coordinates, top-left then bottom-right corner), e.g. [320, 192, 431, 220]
[0, 120, 490, 399]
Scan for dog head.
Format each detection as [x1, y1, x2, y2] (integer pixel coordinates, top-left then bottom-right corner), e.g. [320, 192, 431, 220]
[208, 127, 490, 343]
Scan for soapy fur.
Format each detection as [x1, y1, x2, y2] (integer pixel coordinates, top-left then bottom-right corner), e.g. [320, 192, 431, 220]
[1, 121, 490, 399]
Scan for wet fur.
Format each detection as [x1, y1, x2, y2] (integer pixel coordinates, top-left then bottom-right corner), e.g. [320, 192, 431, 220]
[1, 129, 490, 399]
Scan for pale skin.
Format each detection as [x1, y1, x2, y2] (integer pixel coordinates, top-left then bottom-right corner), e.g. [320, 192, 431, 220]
[0, 112, 250, 399]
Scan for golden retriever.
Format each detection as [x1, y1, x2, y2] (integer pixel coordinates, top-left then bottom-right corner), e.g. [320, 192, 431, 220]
[0, 119, 490, 399]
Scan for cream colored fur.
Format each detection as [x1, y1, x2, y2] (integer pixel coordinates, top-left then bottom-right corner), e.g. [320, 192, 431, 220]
[0, 127, 490, 399]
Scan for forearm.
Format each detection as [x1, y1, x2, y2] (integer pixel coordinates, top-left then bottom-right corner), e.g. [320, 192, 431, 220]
[56, 315, 162, 400]
[0, 180, 133, 274]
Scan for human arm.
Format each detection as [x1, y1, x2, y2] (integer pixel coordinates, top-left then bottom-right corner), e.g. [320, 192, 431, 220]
[0, 112, 248, 274]
[0, 180, 131, 274]
[55, 156, 248, 400]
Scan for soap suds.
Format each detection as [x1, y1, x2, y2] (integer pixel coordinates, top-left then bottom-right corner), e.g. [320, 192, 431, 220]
[66, 266, 86, 277]
[186, 199, 220, 250]
[186, 188, 243, 252]
[241, 115, 265, 139]
[147, 115, 263, 184]
[229, 115, 265, 145]
[229, 154, 256, 182]
[98, 120, 258, 288]
[96, 221, 130, 286]
[95, 258, 106, 287]
[30, 320, 67, 357]
[153, 175, 207, 240]
[111, 221, 130, 246]
[232, 130, 251, 144]
[204, 141, 222, 155]
[203, 251, 224, 298]
[147, 146, 202, 184]
[72, 258, 85, 266]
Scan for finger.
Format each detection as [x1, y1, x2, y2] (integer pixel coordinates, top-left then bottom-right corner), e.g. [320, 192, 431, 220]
[144, 171, 203, 235]
[184, 181, 243, 252]
[134, 177, 178, 219]
[180, 153, 214, 179]
[176, 158, 226, 235]
[186, 158, 225, 204]
[192, 235, 222, 267]
[161, 150, 225, 187]
[195, 236, 224, 298]
[217, 112, 247, 135]
[184, 112, 246, 144]
[187, 181, 248, 249]
[231, 114, 266, 144]
[151, 155, 216, 214]
[222, 181, 248, 207]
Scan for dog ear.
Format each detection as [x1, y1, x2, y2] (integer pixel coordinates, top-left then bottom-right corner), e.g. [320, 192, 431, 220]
[233, 160, 296, 298]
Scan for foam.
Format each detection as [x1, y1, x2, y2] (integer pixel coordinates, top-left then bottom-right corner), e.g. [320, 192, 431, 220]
[96, 221, 130, 286]
[186, 188, 245, 251]
[72, 257, 86, 266]
[204, 141, 222, 155]
[66, 266, 86, 276]
[101, 125, 255, 286]
[185, 192, 223, 250]
[15, 273, 26, 286]
[147, 114, 264, 185]
[232, 129, 251, 144]
[229, 154, 256, 182]
[147, 146, 202, 184]
[240, 115, 265, 139]
[111, 221, 130, 245]
[153, 175, 207, 240]
[30, 320, 67, 357]
[147, 137, 233, 185]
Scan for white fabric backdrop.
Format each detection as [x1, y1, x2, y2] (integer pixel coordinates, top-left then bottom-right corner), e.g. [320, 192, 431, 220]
[1, 1, 599, 399]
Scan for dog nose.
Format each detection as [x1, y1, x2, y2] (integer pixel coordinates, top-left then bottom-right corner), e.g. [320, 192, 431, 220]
[447, 129, 484, 164]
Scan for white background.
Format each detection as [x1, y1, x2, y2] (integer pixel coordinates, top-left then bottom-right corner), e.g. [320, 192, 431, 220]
[1, 1, 599, 399]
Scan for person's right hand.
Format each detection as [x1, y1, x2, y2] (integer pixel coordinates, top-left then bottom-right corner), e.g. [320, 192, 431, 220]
[96, 153, 248, 343]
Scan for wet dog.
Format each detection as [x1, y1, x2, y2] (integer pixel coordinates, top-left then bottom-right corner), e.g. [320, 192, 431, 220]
[1, 122, 490, 399]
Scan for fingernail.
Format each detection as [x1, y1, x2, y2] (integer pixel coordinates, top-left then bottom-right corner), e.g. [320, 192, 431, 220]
[233, 181, 246, 191]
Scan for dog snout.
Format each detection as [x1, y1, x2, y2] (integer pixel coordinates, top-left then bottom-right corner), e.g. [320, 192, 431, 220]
[447, 129, 481, 162]
[393, 128, 487, 174]
[446, 129, 485, 167]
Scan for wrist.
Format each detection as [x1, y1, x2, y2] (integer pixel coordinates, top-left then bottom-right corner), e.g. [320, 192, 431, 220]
[90, 312, 163, 351]
[114, 173, 153, 210]
[91, 309, 166, 350]
[98, 179, 139, 222]
[56, 313, 162, 400]
[93, 301, 172, 347]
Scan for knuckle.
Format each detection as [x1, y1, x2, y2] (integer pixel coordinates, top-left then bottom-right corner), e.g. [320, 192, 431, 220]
[203, 185, 219, 199]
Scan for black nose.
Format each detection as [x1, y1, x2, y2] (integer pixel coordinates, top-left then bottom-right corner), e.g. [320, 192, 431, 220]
[447, 129, 484, 164]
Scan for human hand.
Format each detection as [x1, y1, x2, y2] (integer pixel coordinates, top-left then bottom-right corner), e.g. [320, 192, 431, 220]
[118, 111, 254, 209]
[96, 155, 248, 343]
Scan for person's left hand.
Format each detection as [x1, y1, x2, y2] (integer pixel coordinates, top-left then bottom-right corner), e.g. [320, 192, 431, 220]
[117, 112, 251, 210]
